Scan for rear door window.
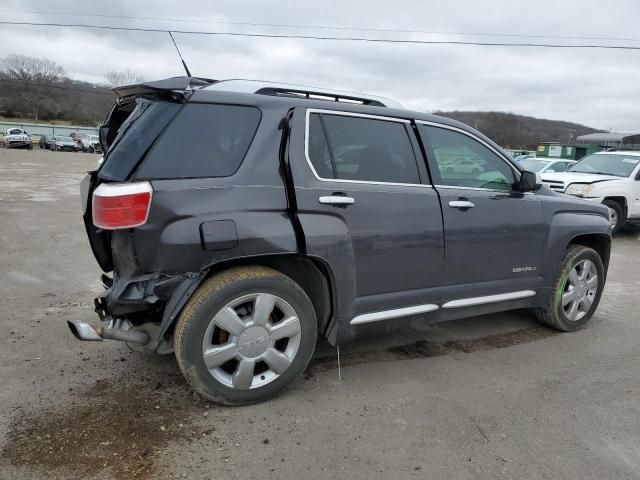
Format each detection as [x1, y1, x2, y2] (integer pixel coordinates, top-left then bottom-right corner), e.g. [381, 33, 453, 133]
[307, 112, 420, 184]
[136, 103, 261, 179]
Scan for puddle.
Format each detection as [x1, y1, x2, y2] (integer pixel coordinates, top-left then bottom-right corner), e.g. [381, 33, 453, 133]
[1, 375, 204, 480]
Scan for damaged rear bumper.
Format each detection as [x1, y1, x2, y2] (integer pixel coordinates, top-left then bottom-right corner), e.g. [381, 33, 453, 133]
[68, 269, 207, 354]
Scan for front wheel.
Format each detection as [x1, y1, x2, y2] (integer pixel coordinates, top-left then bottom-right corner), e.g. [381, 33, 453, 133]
[603, 199, 624, 234]
[175, 266, 317, 405]
[535, 245, 604, 331]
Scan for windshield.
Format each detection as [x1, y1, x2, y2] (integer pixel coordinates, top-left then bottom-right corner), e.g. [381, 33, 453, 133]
[519, 159, 550, 172]
[569, 153, 640, 177]
[57, 137, 73, 142]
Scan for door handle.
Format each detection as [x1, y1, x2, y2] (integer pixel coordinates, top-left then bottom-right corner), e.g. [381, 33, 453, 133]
[319, 195, 355, 205]
[449, 200, 475, 209]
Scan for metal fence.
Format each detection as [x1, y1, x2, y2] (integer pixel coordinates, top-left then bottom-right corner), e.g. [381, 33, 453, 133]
[0, 121, 99, 137]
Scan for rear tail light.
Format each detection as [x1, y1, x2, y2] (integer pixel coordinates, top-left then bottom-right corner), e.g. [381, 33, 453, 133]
[92, 182, 152, 230]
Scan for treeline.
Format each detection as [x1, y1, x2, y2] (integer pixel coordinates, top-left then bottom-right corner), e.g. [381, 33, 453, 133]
[436, 111, 602, 149]
[0, 54, 143, 126]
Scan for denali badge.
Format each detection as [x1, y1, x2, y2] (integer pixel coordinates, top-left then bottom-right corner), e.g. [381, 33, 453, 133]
[513, 266, 537, 273]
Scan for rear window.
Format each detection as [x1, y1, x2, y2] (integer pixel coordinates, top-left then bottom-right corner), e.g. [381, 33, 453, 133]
[135, 103, 261, 179]
[307, 112, 420, 184]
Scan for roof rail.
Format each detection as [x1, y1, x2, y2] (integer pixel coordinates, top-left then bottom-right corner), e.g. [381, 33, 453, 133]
[205, 79, 404, 109]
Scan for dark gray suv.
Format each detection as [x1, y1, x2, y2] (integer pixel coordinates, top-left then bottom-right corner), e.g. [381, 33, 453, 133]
[70, 77, 611, 405]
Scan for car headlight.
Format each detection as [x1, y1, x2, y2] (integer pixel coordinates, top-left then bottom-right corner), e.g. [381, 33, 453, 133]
[565, 183, 594, 196]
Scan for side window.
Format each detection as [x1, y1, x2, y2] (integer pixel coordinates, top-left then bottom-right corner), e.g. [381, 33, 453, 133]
[418, 125, 515, 191]
[136, 104, 261, 179]
[307, 112, 420, 184]
[553, 162, 570, 172]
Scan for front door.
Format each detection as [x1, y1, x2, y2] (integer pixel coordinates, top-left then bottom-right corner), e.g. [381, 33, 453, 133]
[289, 108, 444, 322]
[417, 122, 547, 299]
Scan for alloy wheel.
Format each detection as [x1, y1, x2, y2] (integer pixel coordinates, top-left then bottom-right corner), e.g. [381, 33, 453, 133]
[562, 259, 598, 321]
[201, 293, 302, 390]
[607, 207, 618, 228]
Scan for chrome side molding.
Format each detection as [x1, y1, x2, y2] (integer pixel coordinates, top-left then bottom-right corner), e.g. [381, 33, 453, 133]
[442, 290, 536, 309]
[350, 304, 439, 325]
[350, 290, 537, 324]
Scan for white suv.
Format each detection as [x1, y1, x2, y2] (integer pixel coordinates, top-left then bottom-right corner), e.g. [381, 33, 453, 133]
[542, 151, 640, 233]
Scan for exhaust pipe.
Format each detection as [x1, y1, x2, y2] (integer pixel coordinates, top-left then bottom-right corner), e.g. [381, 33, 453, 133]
[67, 320, 150, 345]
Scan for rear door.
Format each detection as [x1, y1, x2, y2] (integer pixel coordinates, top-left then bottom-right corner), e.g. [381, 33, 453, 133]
[417, 122, 547, 299]
[289, 108, 444, 323]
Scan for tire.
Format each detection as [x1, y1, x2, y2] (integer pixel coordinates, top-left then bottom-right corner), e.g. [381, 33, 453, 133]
[602, 199, 624, 234]
[175, 266, 318, 405]
[28, 143, 33, 150]
[535, 245, 604, 331]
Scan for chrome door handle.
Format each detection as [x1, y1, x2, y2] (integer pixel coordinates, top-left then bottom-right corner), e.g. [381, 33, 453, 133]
[449, 200, 475, 209]
[319, 195, 355, 205]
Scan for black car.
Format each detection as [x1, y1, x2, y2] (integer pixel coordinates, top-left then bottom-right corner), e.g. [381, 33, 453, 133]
[69, 77, 611, 405]
[50, 135, 79, 152]
[39, 134, 52, 149]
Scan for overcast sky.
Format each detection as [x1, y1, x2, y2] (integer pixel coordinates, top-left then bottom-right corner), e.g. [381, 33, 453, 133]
[1, 0, 639, 130]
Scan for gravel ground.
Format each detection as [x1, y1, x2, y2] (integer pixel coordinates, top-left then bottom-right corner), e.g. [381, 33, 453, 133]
[1, 148, 639, 480]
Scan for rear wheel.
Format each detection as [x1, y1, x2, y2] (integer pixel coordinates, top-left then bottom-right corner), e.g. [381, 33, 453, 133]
[175, 266, 317, 405]
[603, 199, 624, 234]
[535, 245, 604, 331]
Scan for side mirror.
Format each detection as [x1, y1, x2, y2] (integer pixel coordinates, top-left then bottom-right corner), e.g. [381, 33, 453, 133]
[518, 170, 542, 192]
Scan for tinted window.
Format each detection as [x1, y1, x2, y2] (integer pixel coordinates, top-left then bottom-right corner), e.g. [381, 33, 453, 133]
[136, 104, 261, 179]
[100, 99, 181, 182]
[419, 125, 515, 190]
[308, 113, 420, 184]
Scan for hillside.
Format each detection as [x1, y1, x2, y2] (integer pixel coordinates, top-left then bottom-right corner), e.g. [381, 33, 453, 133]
[435, 111, 602, 149]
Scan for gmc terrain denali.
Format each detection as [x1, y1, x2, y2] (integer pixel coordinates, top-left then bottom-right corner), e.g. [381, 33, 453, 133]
[70, 77, 612, 405]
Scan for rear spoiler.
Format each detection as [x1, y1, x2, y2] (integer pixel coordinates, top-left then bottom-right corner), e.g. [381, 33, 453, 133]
[112, 76, 217, 98]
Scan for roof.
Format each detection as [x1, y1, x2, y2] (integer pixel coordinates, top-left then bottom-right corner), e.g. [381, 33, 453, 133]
[576, 132, 640, 142]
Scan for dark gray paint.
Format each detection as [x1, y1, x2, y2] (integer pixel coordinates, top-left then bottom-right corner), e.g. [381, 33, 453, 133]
[80, 80, 612, 349]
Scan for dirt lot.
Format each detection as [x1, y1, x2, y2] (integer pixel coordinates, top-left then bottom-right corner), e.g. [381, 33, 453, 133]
[1, 148, 639, 480]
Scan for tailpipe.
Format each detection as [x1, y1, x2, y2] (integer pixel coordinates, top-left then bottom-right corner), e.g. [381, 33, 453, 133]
[67, 320, 150, 345]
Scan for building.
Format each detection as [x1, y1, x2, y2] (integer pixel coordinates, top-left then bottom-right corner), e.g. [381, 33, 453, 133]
[575, 132, 640, 150]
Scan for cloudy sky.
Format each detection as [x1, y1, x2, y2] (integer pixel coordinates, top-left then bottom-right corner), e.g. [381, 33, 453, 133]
[1, 0, 639, 130]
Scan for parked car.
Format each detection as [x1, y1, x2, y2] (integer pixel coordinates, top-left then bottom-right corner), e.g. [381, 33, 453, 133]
[3, 128, 32, 149]
[440, 157, 484, 175]
[542, 151, 640, 233]
[51, 135, 79, 152]
[69, 77, 611, 405]
[39, 134, 53, 149]
[83, 134, 102, 153]
[519, 158, 576, 174]
[514, 154, 536, 161]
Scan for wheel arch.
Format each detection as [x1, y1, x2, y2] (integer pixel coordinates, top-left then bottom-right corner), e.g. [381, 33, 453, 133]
[178, 254, 335, 338]
[567, 233, 611, 275]
[602, 196, 628, 218]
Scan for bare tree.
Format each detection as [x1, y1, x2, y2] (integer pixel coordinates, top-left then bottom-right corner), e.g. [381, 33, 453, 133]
[2, 54, 65, 121]
[104, 69, 144, 88]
